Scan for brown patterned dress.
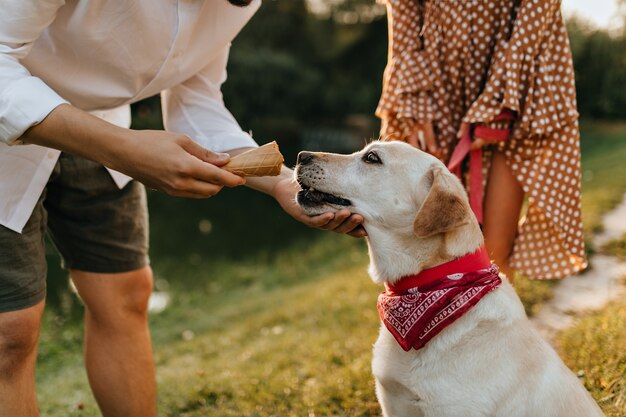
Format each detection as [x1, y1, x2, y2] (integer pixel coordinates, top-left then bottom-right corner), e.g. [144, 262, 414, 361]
[376, 0, 587, 279]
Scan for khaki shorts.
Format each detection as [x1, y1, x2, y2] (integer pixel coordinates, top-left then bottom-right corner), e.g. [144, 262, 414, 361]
[0, 153, 149, 313]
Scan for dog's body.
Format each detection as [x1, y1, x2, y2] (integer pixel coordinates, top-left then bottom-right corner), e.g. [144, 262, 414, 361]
[295, 141, 604, 417]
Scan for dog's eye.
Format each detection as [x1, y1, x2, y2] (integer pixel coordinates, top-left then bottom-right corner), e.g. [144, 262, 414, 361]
[363, 151, 382, 165]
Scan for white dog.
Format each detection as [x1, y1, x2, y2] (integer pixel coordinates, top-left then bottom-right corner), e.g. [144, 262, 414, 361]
[295, 141, 604, 417]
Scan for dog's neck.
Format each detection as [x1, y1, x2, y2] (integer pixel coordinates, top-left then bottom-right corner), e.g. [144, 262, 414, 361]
[366, 221, 485, 285]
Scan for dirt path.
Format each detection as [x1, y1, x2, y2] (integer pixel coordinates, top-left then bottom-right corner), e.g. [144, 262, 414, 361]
[531, 192, 626, 340]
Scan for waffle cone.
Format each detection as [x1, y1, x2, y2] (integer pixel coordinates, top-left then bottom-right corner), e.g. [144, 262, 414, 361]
[223, 141, 284, 177]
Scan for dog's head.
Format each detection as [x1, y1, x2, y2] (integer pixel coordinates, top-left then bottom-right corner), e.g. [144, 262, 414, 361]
[295, 141, 482, 282]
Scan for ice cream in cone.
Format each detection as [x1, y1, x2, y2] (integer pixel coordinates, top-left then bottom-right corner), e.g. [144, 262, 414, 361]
[223, 141, 284, 177]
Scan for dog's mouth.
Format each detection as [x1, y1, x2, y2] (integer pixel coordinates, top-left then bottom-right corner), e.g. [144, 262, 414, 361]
[296, 182, 352, 207]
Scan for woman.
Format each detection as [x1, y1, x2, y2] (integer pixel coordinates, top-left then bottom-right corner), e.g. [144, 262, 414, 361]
[376, 0, 586, 280]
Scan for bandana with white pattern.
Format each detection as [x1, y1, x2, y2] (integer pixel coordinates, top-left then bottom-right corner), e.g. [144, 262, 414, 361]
[377, 248, 501, 351]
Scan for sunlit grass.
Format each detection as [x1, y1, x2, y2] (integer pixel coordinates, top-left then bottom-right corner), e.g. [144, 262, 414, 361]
[579, 121, 626, 240]
[512, 274, 557, 317]
[555, 121, 626, 415]
[556, 300, 626, 417]
[600, 233, 626, 260]
[37, 235, 382, 416]
[155, 262, 381, 417]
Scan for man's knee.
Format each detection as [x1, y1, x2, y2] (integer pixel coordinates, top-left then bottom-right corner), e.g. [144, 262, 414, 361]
[0, 303, 44, 377]
[76, 267, 154, 323]
[120, 267, 154, 317]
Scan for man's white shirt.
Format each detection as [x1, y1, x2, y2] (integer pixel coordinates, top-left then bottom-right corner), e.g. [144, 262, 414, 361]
[0, 0, 260, 233]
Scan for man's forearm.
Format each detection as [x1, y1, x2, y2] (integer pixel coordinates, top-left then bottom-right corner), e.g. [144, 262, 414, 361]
[22, 103, 131, 169]
[21, 103, 245, 197]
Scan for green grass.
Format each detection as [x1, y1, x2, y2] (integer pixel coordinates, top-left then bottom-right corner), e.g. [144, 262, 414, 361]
[600, 234, 626, 260]
[553, 121, 626, 415]
[512, 275, 557, 317]
[34, 120, 626, 415]
[556, 300, 626, 417]
[579, 121, 626, 240]
[37, 235, 383, 416]
[154, 262, 381, 417]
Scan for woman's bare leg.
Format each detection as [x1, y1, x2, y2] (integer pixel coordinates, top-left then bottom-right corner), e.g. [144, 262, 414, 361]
[483, 150, 525, 280]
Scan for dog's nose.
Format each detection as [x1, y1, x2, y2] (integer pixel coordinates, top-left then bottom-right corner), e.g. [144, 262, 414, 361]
[297, 151, 315, 166]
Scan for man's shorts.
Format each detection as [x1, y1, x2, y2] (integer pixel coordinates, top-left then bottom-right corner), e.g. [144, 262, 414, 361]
[0, 153, 149, 313]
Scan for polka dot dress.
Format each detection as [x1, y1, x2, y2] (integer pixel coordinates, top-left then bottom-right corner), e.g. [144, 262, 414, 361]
[376, 0, 587, 279]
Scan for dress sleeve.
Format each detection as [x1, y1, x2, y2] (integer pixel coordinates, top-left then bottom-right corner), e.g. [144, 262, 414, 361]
[463, 0, 578, 138]
[161, 45, 258, 153]
[0, 0, 68, 145]
[376, 0, 439, 140]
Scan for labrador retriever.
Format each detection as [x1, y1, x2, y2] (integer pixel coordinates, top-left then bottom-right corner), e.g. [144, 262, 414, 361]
[295, 141, 604, 417]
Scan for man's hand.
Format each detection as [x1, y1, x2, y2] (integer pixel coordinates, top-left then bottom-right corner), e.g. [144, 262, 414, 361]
[23, 104, 245, 198]
[270, 175, 367, 238]
[109, 130, 245, 198]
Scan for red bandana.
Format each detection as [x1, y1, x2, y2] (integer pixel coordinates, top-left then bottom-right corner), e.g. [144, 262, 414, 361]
[376, 247, 502, 351]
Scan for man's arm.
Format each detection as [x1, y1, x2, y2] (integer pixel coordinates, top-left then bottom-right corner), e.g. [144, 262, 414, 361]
[162, 48, 365, 236]
[1, 1, 243, 198]
[24, 104, 245, 198]
[0, 0, 68, 144]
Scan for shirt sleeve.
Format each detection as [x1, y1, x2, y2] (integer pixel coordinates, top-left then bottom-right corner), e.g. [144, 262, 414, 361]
[463, 0, 579, 138]
[0, 0, 69, 145]
[161, 45, 258, 153]
[375, 0, 439, 140]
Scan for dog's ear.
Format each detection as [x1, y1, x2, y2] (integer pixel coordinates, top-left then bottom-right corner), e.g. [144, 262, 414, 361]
[413, 167, 470, 238]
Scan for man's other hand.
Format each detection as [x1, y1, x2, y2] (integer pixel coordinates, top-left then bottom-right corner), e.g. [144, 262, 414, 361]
[271, 177, 367, 238]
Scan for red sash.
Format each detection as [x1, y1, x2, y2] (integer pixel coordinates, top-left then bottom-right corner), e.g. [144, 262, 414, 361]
[447, 109, 515, 224]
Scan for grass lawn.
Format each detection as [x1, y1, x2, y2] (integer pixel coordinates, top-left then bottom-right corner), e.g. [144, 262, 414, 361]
[556, 300, 626, 417]
[555, 121, 626, 416]
[579, 121, 626, 238]
[37, 235, 382, 416]
[35, 121, 626, 415]
[601, 234, 626, 260]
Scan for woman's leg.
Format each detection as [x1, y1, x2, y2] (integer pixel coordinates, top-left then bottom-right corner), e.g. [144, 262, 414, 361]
[483, 150, 525, 280]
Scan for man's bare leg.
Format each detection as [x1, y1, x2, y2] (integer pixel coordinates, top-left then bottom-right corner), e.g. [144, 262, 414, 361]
[0, 300, 45, 417]
[71, 266, 156, 417]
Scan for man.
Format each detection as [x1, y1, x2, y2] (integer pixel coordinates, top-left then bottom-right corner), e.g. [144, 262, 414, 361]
[0, 0, 365, 415]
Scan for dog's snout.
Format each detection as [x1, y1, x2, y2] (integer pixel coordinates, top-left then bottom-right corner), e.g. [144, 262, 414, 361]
[297, 151, 315, 166]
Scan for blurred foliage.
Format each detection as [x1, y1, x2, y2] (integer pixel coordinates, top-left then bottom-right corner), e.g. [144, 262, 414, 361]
[131, 0, 388, 162]
[600, 233, 626, 260]
[567, 16, 626, 119]
[130, 2, 626, 151]
[221, 0, 388, 162]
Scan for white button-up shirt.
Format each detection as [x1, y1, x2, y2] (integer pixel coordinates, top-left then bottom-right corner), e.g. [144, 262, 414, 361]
[0, 0, 260, 233]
